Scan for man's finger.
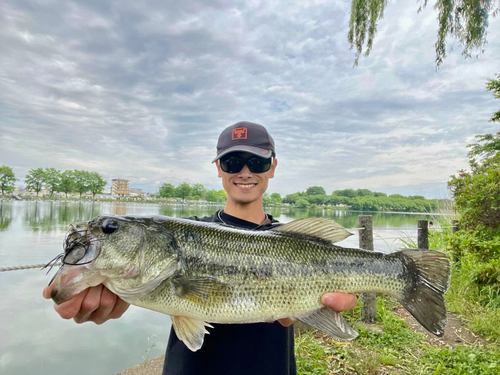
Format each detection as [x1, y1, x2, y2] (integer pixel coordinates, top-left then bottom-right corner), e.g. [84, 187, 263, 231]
[74, 285, 103, 323]
[108, 296, 131, 320]
[321, 293, 358, 312]
[88, 286, 118, 325]
[42, 284, 54, 299]
[53, 289, 89, 320]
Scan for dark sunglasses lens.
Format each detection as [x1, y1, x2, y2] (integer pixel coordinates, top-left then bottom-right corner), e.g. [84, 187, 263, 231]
[247, 157, 272, 173]
[220, 156, 245, 173]
[220, 155, 272, 173]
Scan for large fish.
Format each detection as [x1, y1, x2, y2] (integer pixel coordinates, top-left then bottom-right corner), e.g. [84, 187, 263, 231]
[47, 215, 450, 351]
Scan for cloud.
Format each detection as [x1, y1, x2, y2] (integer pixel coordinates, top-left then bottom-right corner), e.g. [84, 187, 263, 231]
[0, 0, 499, 198]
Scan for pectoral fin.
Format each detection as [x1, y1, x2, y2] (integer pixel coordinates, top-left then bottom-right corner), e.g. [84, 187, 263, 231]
[171, 315, 213, 352]
[172, 275, 232, 303]
[298, 307, 359, 340]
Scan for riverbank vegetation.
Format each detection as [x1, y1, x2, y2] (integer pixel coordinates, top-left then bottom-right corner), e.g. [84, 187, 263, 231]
[281, 187, 446, 212]
[295, 124, 500, 374]
[2, 167, 448, 213]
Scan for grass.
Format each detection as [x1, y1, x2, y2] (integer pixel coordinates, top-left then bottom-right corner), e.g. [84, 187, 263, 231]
[295, 210, 500, 374]
[295, 296, 500, 374]
[445, 260, 500, 341]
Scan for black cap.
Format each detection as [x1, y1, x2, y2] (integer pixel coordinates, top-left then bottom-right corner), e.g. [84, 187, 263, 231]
[212, 121, 275, 163]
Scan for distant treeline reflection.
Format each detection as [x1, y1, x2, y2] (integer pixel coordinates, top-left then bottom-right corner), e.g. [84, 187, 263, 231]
[0, 200, 440, 233]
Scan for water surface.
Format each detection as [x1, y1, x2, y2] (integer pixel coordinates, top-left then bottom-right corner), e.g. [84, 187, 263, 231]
[0, 201, 436, 375]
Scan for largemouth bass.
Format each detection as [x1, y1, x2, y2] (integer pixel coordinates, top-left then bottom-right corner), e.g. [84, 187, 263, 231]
[47, 215, 450, 351]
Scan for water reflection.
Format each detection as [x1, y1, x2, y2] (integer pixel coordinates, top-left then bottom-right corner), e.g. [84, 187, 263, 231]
[0, 201, 440, 375]
[21, 202, 102, 232]
[0, 202, 12, 231]
[158, 204, 223, 218]
[270, 206, 434, 230]
[112, 203, 128, 215]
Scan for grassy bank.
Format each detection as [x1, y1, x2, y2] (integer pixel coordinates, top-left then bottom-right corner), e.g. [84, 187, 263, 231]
[295, 216, 500, 374]
[295, 297, 500, 374]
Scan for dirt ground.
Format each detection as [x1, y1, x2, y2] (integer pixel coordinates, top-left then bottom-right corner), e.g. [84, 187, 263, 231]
[116, 355, 165, 375]
[393, 307, 488, 347]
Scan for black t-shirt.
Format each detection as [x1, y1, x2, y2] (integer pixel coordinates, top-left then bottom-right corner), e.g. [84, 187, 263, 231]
[162, 210, 296, 375]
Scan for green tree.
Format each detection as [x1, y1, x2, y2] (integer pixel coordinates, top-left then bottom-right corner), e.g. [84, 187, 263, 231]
[73, 170, 90, 198]
[191, 183, 206, 200]
[348, 0, 499, 66]
[282, 193, 300, 204]
[159, 183, 176, 198]
[295, 198, 311, 208]
[270, 192, 282, 203]
[175, 182, 192, 200]
[87, 172, 107, 199]
[333, 188, 357, 198]
[409, 195, 426, 200]
[487, 74, 500, 122]
[263, 192, 271, 205]
[449, 131, 500, 230]
[0, 166, 17, 195]
[58, 170, 75, 198]
[25, 168, 45, 197]
[43, 168, 61, 196]
[218, 190, 227, 202]
[448, 75, 500, 229]
[306, 186, 326, 195]
[356, 189, 373, 196]
[205, 189, 227, 202]
[205, 189, 218, 202]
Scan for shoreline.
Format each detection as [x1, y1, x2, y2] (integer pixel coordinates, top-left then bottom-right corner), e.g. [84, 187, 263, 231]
[116, 355, 165, 375]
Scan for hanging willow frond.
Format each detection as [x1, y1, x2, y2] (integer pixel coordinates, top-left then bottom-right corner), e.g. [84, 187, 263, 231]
[347, 0, 499, 67]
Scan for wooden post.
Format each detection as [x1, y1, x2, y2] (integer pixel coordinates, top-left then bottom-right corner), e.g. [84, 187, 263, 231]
[358, 215, 376, 324]
[417, 220, 429, 250]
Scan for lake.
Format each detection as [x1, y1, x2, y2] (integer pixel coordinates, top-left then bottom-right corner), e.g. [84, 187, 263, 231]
[0, 201, 438, 375]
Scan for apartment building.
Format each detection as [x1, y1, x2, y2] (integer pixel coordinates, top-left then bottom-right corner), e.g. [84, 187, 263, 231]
[111, 179, 130, 196]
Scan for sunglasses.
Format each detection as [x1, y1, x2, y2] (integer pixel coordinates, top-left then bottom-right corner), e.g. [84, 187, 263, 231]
[219, 154, 273, 174]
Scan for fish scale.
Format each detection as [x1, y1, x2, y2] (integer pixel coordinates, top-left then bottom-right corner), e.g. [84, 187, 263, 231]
[49, 214, 450, 352]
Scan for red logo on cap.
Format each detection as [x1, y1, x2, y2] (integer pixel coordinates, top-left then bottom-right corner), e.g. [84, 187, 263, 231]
[232, 127, 247, 140]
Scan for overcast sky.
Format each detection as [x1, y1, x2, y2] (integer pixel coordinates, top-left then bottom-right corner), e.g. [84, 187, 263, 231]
[1, 0, 499, 199]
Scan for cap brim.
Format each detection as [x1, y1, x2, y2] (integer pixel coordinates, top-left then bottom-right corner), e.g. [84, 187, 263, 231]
[211, 146, 273, 163]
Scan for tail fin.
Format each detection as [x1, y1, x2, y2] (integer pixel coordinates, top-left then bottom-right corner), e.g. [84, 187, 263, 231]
[396, 249, 450, 336]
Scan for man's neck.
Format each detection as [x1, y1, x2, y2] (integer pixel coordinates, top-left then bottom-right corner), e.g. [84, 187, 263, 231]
[223, 199, 266, 225]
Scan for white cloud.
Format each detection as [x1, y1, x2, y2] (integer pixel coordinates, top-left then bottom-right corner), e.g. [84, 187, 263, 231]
[0, 0, 498, 197]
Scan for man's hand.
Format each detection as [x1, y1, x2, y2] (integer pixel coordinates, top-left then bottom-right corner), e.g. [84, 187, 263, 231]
[278, 292, 357, 327]
[43, 283, 130, 324]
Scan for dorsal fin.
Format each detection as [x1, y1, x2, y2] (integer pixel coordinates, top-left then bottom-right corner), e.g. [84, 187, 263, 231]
[273, 217, 352, 243]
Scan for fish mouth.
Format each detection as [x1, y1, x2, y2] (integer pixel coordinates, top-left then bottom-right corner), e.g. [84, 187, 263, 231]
[50, 265, 106, 304]
[45, 224, 106, 304]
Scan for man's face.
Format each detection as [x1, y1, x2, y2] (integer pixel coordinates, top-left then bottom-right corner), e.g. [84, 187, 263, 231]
[216, 152, 277, 206]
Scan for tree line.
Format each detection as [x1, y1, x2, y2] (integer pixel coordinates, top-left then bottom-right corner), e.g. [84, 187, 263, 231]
[281, 186, 443, 213]
[1, 167, 443, 211]
[158, 182, 227, 203]
[0, 167, 107, 198]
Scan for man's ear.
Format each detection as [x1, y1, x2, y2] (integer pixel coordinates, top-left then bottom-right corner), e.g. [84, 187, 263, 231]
[269, 158, 277, 179]
[215, 160, 222, 178]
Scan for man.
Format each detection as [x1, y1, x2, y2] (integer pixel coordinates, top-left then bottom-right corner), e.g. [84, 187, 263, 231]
[43, 121, 357, 374]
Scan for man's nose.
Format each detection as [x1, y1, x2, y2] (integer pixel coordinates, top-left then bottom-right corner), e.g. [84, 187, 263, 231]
[237, 164, 253, 176]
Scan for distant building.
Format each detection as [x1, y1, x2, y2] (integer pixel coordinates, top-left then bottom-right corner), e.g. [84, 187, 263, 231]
[111, 179, 130, 196]
[129, 188, 144, 196]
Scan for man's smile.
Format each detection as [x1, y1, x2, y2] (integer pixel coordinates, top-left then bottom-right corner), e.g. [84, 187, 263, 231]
[235, 183, 257, 189]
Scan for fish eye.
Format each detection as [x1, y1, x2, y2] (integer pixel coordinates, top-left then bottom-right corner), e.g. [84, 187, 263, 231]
[102, 219, 118, 234]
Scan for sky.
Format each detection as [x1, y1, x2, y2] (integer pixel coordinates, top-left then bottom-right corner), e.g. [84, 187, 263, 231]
[0, 0, 499, 199]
